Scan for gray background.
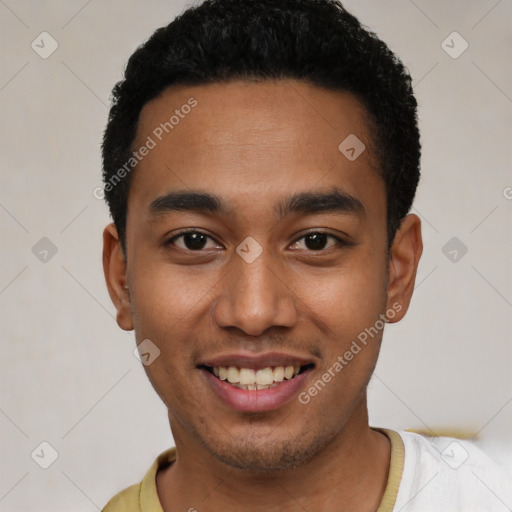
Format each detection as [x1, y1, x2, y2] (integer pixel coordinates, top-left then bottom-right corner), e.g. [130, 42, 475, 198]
[1, 0, 511, 510]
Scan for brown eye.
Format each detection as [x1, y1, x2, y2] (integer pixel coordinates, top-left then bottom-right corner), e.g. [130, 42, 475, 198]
[303, 233, 329, 250]
[290, 232, 342, 251]
[168, 231, 220, 251]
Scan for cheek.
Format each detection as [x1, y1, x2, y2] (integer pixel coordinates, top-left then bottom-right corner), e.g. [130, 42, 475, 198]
[130, 258, 215, 329]
[299, 268, 387, 406]
[127, 265, 211, 405]
[296, 256, 388, 334]
[128, 259, 226, 388]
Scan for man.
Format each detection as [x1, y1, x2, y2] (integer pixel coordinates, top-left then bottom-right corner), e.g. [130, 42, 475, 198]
[100, 0, 511, 510]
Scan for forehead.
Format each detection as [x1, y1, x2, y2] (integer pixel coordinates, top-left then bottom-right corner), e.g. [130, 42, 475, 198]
[129, 80, 384, 218]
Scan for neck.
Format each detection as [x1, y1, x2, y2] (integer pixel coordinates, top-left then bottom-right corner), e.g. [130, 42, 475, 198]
[156, 398, 390, 512]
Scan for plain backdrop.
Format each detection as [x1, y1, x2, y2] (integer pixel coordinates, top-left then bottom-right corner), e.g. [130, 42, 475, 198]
[1, 0, 511, 510]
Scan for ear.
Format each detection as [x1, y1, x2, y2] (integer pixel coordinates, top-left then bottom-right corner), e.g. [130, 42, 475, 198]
[102, 223, 134, 331]
[385, 214, 423, 323]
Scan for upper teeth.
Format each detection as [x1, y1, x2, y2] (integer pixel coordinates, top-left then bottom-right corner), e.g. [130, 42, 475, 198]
[213, 365, 300, 385]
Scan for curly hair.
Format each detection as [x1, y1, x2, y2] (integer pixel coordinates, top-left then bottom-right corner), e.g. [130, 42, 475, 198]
[102, 0, 421, 252]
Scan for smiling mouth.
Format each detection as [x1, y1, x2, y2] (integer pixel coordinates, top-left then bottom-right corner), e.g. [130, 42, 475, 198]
[199, 364, 315, 391]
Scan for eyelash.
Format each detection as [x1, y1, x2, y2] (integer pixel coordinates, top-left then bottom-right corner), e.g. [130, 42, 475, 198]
[166, 229, 348, 252]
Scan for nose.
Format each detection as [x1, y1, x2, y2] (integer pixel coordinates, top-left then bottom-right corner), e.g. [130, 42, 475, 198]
[213, 249, 298, 337]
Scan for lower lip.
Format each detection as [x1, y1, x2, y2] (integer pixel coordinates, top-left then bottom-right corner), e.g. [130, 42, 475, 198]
[200, 368, 313, 412]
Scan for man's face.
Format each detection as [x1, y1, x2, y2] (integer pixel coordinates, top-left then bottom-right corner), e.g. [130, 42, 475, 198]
[104, 80, 418, 470]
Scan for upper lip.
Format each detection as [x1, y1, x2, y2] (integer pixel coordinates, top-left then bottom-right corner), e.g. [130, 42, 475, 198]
[198, 351, 316, 370]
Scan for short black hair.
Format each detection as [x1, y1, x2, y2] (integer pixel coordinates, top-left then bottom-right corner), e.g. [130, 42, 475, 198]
[102, 0, 421, 252]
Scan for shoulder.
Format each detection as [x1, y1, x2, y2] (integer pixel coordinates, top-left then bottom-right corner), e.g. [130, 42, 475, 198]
[102, 483, 141, 512]
[395, 430, 512, 511]
[101, 447, 176, 512]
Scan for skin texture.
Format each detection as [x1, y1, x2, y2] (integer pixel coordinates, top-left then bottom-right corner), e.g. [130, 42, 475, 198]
[103, 80, 423, 511]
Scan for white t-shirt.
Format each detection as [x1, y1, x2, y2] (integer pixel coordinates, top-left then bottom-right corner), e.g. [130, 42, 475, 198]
[391, 429, 512, 511]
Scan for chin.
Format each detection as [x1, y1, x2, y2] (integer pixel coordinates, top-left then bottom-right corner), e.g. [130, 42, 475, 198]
[200, 428, 335, 472]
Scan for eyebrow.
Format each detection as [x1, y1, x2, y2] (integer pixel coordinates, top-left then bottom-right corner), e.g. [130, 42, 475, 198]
[277, 188, 365, 218]
[148, 187, 365, 219]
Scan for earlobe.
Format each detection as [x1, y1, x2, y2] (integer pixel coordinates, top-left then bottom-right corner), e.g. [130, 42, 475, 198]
[102, 223, 134, 331]
[386, 214, 423, 323]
